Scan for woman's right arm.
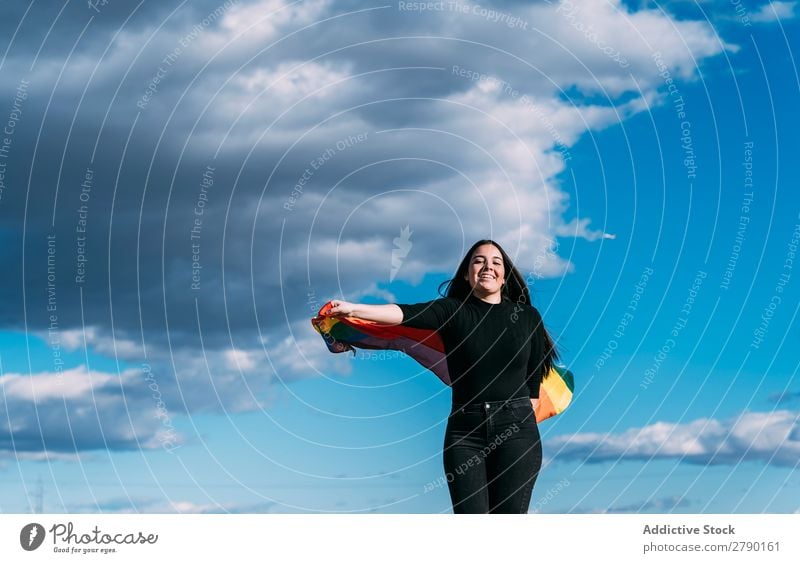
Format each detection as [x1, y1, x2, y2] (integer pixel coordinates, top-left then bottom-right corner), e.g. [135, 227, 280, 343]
[325, 298, 457, 329]
[326, 300, 403, 325]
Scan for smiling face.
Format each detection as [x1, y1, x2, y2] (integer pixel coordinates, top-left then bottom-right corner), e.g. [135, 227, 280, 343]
[463, 243, 506, 300]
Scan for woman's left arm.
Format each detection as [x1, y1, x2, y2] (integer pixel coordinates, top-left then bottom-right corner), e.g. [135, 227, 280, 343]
[526, 307, 545, 407]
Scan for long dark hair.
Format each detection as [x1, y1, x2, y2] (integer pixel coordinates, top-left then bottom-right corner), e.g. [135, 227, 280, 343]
[436, 239, 560, 379]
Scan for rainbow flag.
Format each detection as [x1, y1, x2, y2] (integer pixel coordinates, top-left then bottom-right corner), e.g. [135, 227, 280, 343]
[311, 301, 574, 423]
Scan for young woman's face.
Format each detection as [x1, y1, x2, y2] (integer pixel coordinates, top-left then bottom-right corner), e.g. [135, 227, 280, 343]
[463, 244, 506, 295]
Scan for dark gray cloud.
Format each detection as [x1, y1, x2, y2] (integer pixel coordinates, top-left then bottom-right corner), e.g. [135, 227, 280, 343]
[0, 0, 242, 60]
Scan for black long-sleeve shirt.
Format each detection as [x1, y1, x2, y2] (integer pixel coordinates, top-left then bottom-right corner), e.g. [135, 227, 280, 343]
[396, 293, 546, 404]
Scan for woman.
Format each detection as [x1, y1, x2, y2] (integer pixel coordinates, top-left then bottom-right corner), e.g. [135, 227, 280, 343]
[324, 239, 559, 513]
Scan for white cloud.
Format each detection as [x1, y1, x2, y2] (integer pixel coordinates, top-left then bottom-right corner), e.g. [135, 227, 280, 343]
[751, 1, 797, 23]
[0, 365, 185, 454]
[224, 348, 258, 371]
[220, 0, 330, 41]
[57, 327, 142, 358]
[1, 365, 130, 402]
[555, 217, 617, 241]
[66, 496, 277, 514]
[530, 0, 732, 93]
[37, 320, 349, 415]
[550, 410, 800, 467]
[234, 60, 348, 98]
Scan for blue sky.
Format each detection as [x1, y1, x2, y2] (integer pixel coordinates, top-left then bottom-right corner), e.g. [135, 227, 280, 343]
[0, 0, 798, 514]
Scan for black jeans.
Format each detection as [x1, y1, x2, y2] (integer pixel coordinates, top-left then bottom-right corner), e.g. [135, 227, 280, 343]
[443, 396, 542, 513]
